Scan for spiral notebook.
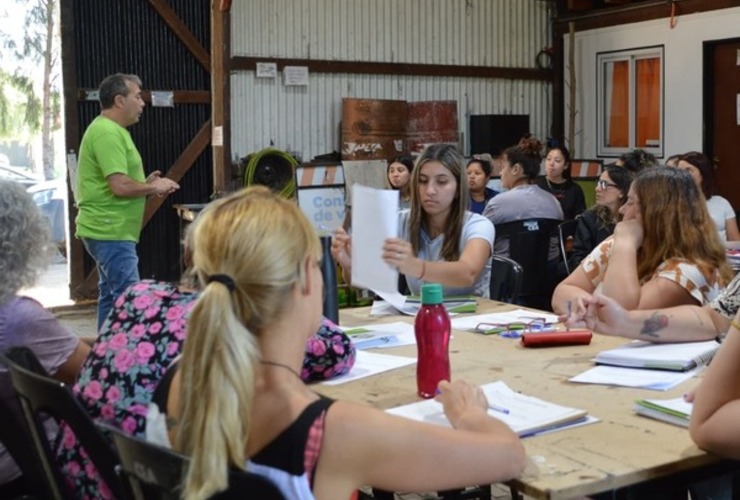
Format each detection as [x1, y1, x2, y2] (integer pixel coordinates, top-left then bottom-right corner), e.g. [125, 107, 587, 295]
[634, 397, 691, 428]
[594, 340, 719, 372]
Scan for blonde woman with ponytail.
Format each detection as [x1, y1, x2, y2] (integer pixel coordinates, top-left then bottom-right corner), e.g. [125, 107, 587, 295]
[148, 186, 526, 500]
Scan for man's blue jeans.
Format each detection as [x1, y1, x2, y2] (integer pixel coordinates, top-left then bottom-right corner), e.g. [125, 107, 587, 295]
[82, 239, 140, 332]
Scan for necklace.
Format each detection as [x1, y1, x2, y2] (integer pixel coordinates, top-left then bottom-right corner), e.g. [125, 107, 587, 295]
[261, 360, 302, 380]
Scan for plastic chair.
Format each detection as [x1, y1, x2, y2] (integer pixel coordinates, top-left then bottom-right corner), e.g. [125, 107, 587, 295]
[557, 219, 579, 275]
[494, 218, 561, 310]
[2, 346, 133, 500]
[489, 255, 523, 304]
[101, 424, 286, 500]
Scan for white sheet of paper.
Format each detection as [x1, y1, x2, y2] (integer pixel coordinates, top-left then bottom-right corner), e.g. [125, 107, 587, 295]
[387, 381, 597, 437]
[451, 309, 559, 331]
[373, 289, 411, 313]
[350, 185, 399, 294]
[343, 321, 417, 350]
[569, 365, 702, 391]
[320, 350, 416, 386]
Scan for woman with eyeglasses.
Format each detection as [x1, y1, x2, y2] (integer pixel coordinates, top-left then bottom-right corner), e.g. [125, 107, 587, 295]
[552, 167, 732, 315]
[567, 165, 633, 271]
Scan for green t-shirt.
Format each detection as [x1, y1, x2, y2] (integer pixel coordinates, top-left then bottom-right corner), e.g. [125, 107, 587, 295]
[75, 115, 146, 242]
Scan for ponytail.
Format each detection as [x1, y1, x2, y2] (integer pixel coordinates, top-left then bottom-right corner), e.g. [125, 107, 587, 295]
[176, 282, 259, 499]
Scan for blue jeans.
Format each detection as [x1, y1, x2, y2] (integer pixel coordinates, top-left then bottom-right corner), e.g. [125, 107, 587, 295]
[82, 239, 140, 332]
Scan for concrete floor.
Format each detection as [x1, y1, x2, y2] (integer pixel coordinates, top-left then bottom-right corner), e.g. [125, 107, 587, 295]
[23, 258, 98, 338]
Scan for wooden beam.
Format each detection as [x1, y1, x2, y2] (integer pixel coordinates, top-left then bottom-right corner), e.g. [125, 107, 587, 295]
[141, 119, 212, 227]
[147, 0, 211, 72]
[60, 0, 97, 302]
[556, 0, 738, 31]
[567, 0, 595, 10]
[211, 0, 228, 196]
[76, 89, 211, 105]
[231, 57, 553, 82]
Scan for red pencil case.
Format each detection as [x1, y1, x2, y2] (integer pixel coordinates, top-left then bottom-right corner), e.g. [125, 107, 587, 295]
[521, 330, 592, 347]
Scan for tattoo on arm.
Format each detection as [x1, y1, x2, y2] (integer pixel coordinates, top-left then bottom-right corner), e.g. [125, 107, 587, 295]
[640, 312, 669, 338]
[166, 416, 179, 431]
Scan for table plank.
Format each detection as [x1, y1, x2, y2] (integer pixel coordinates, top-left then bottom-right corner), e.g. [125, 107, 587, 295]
[318, 300, 733, 499]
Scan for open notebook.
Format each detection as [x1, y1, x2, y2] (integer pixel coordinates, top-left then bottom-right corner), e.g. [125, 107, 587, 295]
[386, 381, 591, 438]
[594, 340, 719, 372]
[634, 397, 691, 428]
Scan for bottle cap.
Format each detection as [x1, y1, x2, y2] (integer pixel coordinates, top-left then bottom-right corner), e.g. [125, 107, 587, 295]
[420, 283, 443, 305]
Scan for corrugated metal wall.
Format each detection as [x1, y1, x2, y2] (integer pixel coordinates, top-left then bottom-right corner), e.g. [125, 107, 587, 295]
[230, 0, 553, 161]
[69, 0, 213, 284]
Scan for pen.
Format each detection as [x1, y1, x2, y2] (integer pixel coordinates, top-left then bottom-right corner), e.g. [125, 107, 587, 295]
[488, 403, 510, 415]
[566, 300, 572, 332]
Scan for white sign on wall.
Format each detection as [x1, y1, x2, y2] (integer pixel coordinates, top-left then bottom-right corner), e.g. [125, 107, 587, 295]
[284, 66, 309, 86]
[298, 187, 346, 231]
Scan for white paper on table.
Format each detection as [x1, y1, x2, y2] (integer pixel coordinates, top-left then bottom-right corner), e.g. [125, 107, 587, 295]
[350, 185, 399, 294]
[320, 350, 416, 386]
[373, 289, 413, 314]
[343, 321, 416, 350]
[387, 381, 597, 438]
[451, 309, 559, 331]
[569, 365, 703, 391]
[370, 300, 400, 316]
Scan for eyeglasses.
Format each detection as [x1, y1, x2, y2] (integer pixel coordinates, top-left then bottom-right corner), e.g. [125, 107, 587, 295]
[596, 180, 619, 190]
[474, 318, 555, 338]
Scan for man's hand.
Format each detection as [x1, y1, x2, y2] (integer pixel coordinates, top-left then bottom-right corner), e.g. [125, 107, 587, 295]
[146, 170, 180, 196]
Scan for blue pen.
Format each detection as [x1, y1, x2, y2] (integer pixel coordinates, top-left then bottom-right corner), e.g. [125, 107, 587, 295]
[488, 403, 510, 415]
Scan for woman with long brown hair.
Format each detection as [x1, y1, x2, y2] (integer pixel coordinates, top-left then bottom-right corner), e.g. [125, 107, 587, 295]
[333, 144, 494, 298]
[553, 167, 732, 314]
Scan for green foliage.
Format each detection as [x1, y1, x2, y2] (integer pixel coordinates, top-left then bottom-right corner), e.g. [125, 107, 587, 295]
[0, 69, 41, 139]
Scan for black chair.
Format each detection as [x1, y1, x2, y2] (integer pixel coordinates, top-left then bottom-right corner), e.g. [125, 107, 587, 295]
[489, 255, 523, 304]
[557, 218, 579, 275]
[102, 424, 286, 500]
[494, 218, 561, 310]
[2, 346, 132, 500]
[0, 396, 50, 499]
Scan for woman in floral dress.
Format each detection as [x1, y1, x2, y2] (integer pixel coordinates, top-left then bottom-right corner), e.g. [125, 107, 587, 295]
[57, 278, 355, 498]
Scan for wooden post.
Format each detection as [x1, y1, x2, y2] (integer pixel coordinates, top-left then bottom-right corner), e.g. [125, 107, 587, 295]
[568, 22, 576, 154]
[211, 0, 231, 197]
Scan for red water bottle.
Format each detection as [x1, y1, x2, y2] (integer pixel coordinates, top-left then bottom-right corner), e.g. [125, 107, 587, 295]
[414, 283, 451, 398]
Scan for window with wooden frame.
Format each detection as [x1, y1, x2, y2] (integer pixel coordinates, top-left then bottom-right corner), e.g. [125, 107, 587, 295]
[597, 46, 663, 158]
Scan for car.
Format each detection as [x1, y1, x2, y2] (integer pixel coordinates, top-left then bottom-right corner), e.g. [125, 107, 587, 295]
[27, 179, 68, 258]
[0, 164, 43, 188]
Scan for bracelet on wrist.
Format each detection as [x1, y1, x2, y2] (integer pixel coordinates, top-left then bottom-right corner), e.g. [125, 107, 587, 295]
[732, 319, 740, 332]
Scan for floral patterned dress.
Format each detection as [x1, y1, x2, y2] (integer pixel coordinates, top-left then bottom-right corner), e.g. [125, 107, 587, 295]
[57, 280, 356, 499]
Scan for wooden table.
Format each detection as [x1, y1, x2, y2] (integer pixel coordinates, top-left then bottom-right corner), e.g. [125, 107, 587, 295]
[317, 300, 736, 500]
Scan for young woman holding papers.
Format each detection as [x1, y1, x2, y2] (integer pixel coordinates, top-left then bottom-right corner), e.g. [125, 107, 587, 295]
[552, 167, 732, 315]
[147, 187, 525, 499]
[332, 144, 494, 298]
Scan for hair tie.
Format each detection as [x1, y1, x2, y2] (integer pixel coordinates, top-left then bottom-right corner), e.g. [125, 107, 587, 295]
[207, 274, 236, 292]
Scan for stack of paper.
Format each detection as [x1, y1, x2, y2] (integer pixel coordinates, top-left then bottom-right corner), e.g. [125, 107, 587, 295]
[594, 340, 719, 371]
[570, 340, 718, 391]
[371, 294, 477, 316]
[386, 381, 594, 438]
[634, 397, 692, 428]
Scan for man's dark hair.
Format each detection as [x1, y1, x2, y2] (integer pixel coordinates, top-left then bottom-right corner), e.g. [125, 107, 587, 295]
[98, 73, 142, 109]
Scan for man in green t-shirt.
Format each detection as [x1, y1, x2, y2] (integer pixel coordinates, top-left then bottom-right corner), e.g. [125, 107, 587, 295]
[75, 73, 180, 330]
